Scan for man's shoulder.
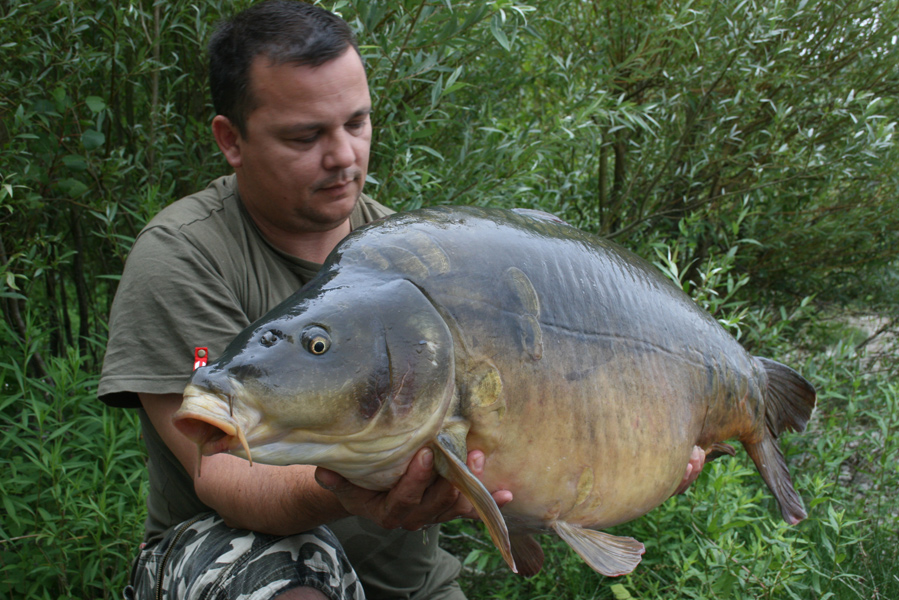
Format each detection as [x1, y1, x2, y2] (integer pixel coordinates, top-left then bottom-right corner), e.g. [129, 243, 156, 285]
[126, 175, 251, 266]
[354, 193, 394, 227]
[142, 174, 238, 235]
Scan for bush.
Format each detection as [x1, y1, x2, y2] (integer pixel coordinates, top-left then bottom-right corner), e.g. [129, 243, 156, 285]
[0, 323, 147, 598]
[2, 1, 897, 598]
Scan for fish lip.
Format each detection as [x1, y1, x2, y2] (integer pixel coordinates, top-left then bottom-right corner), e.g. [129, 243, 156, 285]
[172, 408, 237, 455]
[175, 384, 258, 460]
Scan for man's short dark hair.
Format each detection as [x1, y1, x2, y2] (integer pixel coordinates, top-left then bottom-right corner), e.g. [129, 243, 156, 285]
[209, 0, 360, 136]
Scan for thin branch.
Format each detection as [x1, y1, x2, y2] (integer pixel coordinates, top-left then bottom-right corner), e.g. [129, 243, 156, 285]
[0, 230, 54, 384]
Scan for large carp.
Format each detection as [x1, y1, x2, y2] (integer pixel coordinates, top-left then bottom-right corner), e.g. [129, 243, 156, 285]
[173, 206, 816, 577]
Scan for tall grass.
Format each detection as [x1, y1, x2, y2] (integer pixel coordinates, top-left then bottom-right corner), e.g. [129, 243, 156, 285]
[0, 324, 147, 599]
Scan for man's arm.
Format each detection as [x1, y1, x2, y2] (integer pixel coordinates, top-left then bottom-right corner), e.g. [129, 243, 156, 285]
[142, 392, 512, 534]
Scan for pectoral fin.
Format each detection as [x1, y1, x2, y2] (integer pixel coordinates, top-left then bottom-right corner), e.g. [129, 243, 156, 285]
[503, 267, 544, 361]
[552, 521, 644, 577]
[431, 433, 516, 573]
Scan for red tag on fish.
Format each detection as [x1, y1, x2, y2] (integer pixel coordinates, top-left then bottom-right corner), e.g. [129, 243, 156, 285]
[193, 347, 208, 371]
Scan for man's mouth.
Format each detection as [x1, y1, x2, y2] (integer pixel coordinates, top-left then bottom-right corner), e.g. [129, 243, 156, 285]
[317, 171, 361, 193]
[322, 180, 352, 190]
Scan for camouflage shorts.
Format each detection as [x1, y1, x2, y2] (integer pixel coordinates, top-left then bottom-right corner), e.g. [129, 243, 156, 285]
[123, 512, 365, 600]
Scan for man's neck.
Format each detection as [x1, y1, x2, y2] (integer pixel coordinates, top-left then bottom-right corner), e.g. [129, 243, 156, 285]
[258, 219, 352, 264]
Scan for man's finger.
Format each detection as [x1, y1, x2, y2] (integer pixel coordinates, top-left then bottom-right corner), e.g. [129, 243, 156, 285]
[372, 447, 442, 529]
[314, 467, 344, 492]
[386, 447, 437, 505]
[672, 445, 706, 496]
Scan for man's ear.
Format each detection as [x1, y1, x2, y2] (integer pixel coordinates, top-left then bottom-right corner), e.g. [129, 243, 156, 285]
[212, 115, 243, 168]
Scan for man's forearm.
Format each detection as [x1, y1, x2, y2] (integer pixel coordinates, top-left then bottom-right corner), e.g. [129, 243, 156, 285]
[192, 454, 351, 535]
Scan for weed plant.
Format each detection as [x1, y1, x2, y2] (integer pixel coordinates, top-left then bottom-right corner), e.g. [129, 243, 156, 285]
[0, 324, 147, 598]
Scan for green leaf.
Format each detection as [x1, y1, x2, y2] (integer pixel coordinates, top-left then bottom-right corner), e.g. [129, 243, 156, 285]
[2, 494, 18, 525]
[51, 86, 68, 111]
[610, 584, 634, 599]
[62, 154, 88, 171]
[81, 129, 105, 150]
[58, 178, 89, 198]
[85, 95, 106, 113]
[490, 17, 511, 51]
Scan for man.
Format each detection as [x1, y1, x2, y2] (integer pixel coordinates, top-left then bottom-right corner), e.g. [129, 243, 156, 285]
[100, 2, 703, 598]
[100, 2, 510, 598]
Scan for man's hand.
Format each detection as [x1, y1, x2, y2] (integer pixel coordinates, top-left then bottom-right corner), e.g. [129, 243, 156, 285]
[672, 445, 707, 496]
[314, 447, 512, 531]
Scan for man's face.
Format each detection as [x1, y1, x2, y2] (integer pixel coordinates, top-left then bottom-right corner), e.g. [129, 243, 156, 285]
[225, 49, 372, 236]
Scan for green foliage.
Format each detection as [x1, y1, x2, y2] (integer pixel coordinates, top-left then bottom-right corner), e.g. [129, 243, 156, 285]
[351, 0, 899, 311]
[2, 0, 898, 598]
[0, 0, 225, 373]
[0, 321, 147, 598]
[336, 0, 538, 210]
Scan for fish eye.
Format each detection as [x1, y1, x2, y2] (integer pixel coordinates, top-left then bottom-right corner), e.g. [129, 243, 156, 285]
[302, 327, 331, 355]
[308, 337, 329, 355]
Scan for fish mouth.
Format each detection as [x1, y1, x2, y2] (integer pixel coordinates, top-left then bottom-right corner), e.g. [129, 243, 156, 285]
[173, 385, 254, 474]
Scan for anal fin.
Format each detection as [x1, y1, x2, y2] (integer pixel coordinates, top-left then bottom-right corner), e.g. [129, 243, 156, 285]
[705, 442, 736, 461]
[511, 533, 545, 577]
[431, 434, 516, 573]
[552, 521, 644, 577]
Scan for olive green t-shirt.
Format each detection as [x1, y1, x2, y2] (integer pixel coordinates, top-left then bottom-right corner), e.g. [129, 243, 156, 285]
[98, 174, 462, 599]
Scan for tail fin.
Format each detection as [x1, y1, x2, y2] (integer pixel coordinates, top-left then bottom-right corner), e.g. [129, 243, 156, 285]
[744, 357, 817, 525]
[756, 357, 817, 435]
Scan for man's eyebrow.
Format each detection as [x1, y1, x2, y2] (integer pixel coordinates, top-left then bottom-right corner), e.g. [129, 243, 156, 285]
[349, 107, 372, 120]
[276, 108, 372, 136]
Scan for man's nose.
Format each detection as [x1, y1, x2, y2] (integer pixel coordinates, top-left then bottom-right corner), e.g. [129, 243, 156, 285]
[323, 129, 356, 170]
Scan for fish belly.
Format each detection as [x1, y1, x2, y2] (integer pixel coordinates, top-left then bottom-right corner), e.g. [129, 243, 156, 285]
[468, 351, 711, 531]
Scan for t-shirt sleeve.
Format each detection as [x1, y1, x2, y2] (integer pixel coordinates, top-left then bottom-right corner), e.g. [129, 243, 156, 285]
[98, 225, 252, 407]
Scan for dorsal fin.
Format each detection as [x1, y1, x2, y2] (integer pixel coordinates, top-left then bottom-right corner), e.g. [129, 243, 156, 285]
[512, 208, 572, 226]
